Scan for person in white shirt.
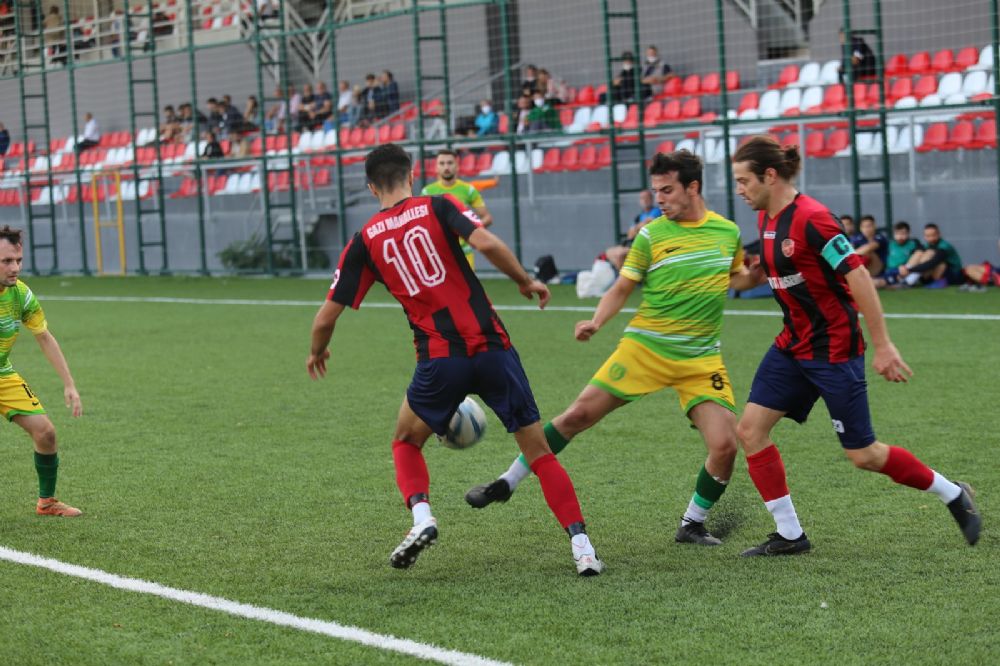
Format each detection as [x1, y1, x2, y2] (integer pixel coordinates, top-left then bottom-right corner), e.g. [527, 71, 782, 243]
[76, 113, 100, 153]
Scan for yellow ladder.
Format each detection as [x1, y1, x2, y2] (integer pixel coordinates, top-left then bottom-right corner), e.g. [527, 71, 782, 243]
[91, 171, 126, 276]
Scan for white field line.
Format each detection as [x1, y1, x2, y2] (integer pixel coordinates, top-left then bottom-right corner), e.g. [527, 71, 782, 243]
[38, 294, 1000, 321]
[0, 546, 513, 666]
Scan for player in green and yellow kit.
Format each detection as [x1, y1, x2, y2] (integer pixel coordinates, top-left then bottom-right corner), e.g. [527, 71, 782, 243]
[466, 150, 765, 545]
[0, 226, 83, 517]
[420, 148, 493, 268]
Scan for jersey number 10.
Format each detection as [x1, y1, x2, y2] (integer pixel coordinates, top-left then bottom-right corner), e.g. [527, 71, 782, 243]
[383, 226, 447, 296]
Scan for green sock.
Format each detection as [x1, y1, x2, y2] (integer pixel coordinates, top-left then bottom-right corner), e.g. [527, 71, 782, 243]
[34, 452, 59, 499]
[692, 464, 728, 510]
[516, 421, 571, 469]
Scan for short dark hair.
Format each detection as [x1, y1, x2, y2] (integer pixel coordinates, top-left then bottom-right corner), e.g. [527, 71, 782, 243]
[0, 225, 23, 246]
[860, 214, 876, 224]
[893, 220, 911, 232]
[365, 144, 412, 191]
[925, 222, 940, 232]
[436, 148, 458, 160]
[649, 149, 703, 194]
[732, 134, 802, 181]
[840, 214, 854, 223]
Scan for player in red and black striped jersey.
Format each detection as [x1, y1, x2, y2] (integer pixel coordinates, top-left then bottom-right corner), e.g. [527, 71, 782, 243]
[307, 144, 602, 575]
[730, 136, 980, 556]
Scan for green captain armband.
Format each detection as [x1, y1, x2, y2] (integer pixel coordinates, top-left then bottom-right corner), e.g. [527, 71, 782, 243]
[821, 234, 855, 270]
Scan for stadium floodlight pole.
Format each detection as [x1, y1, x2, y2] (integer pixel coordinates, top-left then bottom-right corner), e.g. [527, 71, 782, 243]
[715, 0, 734, 223]
[499, 0, 522, 263]
[62, 0, 89, 274]
[325, 0, 349, 253]
[842, 0, 862, 223]
[993, 0, 1000, 236]
[184, 0, 208, 274]
[600, 0, 622, 244]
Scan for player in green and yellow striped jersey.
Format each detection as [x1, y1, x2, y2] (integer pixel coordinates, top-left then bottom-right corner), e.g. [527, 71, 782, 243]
[0, 226, 83, 517]
[420, 149, 493, 268]
[466, 151, 765, 545]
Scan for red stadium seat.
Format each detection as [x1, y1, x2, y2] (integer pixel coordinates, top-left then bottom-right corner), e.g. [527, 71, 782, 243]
[770, 64, 799, 89]
[575, 85, 596, 106]
[498, 113, 510, 134]
[661, 99, 682, 122]
[955, 46, 980, 71]
[536, 148, 561, 173]
[700, 72, 720, 95]
[458, 152, 478, 177]
[907, 51, 932, 76]
[681, 74, 701, 96]
[885, 53, 909, 78]
[821, 84, 846, 112]
[737, 91, 759, 114]
[560, 146, 580, 171]
[804, 131, 826, 157]
[313, 169, 331, 187]
[931, 49, 955, 74]
[658, 76, 682, 98]
[725, 70, 740, 91]
[823, 129, 849, 156]
[680, 97, 701, 119]
[378, 124, 391, 143]
[913, 75, 938, 100]
[887, 77, 913, 105]
[971, 120, 997, 148]
[949, 120, 976, 149]
[474, 152, 493, 175]
[916, 122, 949, 152]
[577, 145, 598, 170]
[653, 140, 675, 155]
[596, 144, 611, 168]
[390, 123, 406, 141]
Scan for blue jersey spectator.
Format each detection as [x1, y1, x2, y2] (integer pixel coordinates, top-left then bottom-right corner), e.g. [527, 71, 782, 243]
[475, 101, 498, 136]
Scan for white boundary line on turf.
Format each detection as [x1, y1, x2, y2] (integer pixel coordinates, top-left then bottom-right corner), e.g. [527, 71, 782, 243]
[0, 546, 513, 666]
[38, 294, 1000, 321]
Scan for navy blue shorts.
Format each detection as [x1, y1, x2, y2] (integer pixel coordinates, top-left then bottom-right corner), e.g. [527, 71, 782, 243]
[747, 345, 876, 449]
[406, 347, 541, 436]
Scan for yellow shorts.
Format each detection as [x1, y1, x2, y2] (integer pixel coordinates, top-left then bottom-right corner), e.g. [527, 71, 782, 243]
[589, 337, 735, 414]
[0, 372, 46, 421]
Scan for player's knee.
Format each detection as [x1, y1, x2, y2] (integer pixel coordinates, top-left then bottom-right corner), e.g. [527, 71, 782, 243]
[559, 402, 598, 433]
[34, 423, 57, 451]
[845, 444, 884, 471]
[735, 418, 764, 451]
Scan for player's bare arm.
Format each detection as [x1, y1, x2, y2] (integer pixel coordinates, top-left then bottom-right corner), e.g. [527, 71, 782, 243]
[729, 260, 766, 292]
[307, 300, 346, 379]
[473, 205, 493, 228]
[34, 330, 82, 417]
[845, 266, 913, 383]
[467, 227, 549, 308]
[576, 275, 636, 341]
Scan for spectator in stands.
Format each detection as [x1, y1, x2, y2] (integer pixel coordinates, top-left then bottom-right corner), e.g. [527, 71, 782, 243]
[838, 28, 876, 82]
[220, 95, 245, 137]
[874, 220, 922, 289]
[43, 5, 66, 65]
[850, 214, 889, 277]
[378, 70, 400, 117]
[514, 93, 533, 134]
[265, 86, 286, 134]
[287, 85, 301, 129]
[521, 64, 539, 95]
[159, 105, 182, 144]
[536, 68, 567, 105]
[605, 189, 661, 270]
[891, 223, 964, 288]
[202, 130, 224, 159]
[207, 97, 225, 135]
[336, 80, 353, 125]
[178, 103, 206, 143]
[527, 91, 561, 132]
[839, 213, 857, 237]
[243, 95, 259, 129]
[474, 99, 498, 136]
[0, 122, 9, 156]
[311, 82, 333, 129]
[297, 84, 315, 131]
[348, 84, 364, 127]
[641, 45, 676, 99]
[959, 240, 1000, 292]
[75, 112, 100, 153]
[361, 73, 379, 125]
[606, 51, 639, 103]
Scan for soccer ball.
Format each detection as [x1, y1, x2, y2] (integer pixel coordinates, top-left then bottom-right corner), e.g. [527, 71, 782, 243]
[440, 396, 487, 450]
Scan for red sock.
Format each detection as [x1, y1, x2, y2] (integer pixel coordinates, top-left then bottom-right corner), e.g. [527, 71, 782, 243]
[880, 445, 934, 490]
[530, 453, 584, 528]
[391, 440, 429, 507]
[746, 444, 790, 501]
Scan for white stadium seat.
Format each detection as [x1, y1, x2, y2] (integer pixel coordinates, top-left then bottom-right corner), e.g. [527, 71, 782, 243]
[962, 70, 989, 97]
[792, 61, 821, 87]
[936, 72, 963, 98]
[778, 87, 802, 114]
[589, 105, 610, 128]
[972, 44, 994, 70]
[818, 60, 841, 85]
[799, 85, 823, 112]
[757, 89, 781, 118]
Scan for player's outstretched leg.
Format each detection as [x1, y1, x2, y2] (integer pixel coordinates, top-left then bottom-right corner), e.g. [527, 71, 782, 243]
[676, 402, 738, 546]
[849, 443, 981, 546]
[465, 421, 570, 508]
[389, 439, 438, 569]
